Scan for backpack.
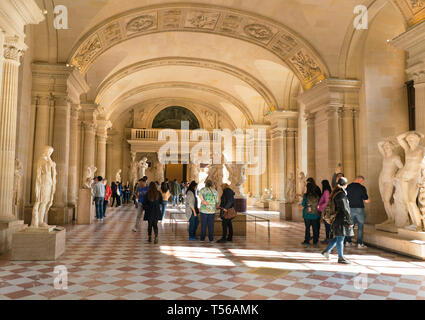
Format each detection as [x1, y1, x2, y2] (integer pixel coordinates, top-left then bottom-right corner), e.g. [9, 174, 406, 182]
[323, 190, 342, 224]
[306, 194, 319, 215]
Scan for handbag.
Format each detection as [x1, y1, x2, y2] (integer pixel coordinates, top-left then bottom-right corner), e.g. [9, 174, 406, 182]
[223, 207, 237, 220]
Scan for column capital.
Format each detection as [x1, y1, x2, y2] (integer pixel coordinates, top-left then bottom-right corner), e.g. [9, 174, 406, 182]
[96, 119, 112, 138]
[3, 35, 25, 62]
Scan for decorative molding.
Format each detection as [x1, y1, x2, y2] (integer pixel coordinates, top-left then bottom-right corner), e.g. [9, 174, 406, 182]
[107, 81, 255, 124]
[95, 56, 278, 110]
[0, 0, 44, 37]
[392, 0, 425, 27]
[68, 3, 328, 90]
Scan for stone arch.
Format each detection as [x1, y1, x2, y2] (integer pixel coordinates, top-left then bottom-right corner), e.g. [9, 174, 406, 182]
[68, 3, 329, 90]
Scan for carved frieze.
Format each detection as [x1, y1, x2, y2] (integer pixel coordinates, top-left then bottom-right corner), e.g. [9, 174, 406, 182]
[289, 49, 322, 82]
[162, 10, 182, 29]
[184, 11, 220, 29]
[219, 14, 242, 34]
[101, 22, 122, 46]
[72, 34, 102, 71]
[243, 23, 273, 41]
[126, 14, 157, 34]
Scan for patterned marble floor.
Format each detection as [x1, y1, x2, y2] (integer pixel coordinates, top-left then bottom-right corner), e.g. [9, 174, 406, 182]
[0, 205, 425, 300]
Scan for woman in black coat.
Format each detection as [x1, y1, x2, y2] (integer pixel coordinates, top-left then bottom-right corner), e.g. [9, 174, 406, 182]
[321, 177, 354, 264]
[217, 184, 235, 243]
[143, 182, 163, 244]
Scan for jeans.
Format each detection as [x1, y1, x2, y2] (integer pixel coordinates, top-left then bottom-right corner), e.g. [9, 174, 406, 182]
[304, 218, 320, 244]
[134, 205, 143, 230]
[111, 194, 121, 207]
[324, 236, 345, 258]
[94, 197, 104, 219]
[148, 220, 158, 238]
[324, 220, 333, 239]
[188, 213, 199, 238]
[161, 201, 168, 220]
[123, 191, 130, 204]
[200, 213, 215, 241]
[350, 207, 366, 244]
[221, 219, 233, 240]
[103, 200, 108, 218]
[172, 195, 179, 205]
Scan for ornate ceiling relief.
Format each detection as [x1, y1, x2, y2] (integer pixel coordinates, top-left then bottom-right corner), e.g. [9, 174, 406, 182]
[289, 49, 324, 90]
[392, 0, 425, 26]
[69, 5, 328, 89]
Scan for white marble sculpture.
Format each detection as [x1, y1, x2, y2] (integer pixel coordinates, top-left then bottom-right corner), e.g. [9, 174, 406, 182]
[189, 163, 200, 182]
[261, 188, 273, 201]
[153, 153, 164, 182]
[129, 152, 139, 189]
[13, 159, 23, 217]
[83, 165, 97, 189]
[31, 146, 56, 228]
[115, 169, 122, 183]
[286, 173, 296, 203]
[138, 157, 149, 178]
[206, 163, 224, 195]
[378, 140, 403, 225]
[225, 162, 247, 197]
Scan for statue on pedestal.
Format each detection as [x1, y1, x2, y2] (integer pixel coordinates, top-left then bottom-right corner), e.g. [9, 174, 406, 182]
[83, 165, 97, 189]
[13, 159, 22, 217]
[286, 173, 296, 203]
[153, 153, 164, 182]
[225, 162, 247, 197]
[129, 152, 139, 190]
[377, 140, 403, 225]
[206, 162, 223, 195]
[138, 157, 149, 178]
[115, 169, 122, 184]
[297, 171, 307, 203]
[31, 146, 56, 228]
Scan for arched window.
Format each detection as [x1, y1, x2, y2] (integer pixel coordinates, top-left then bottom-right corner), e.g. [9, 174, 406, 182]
[152, 106, 200, 130]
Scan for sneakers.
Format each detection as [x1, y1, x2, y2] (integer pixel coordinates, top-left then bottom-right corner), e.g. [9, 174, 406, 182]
[321, 250, 330, 260]
[345, 242, 354, 247]
[301, 241, 310, 246]
[217, 238, 227, 243]
[227, 238, 233, 242]
[189, 237, 197, 241]
[338, 257, 352, 264]
[148, 237, 152, 243]
[132, 228, 137, 232]
[321, 239, 330, 244]
[357, 243, 367, 249]
[154, 237, 158, 244]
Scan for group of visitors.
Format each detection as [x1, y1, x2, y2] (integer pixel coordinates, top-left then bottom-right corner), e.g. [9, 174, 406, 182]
[301, 170, 370, 264]
[166, 179, 188, 206]
[110, 181, 132, 207]
[92, 176, 112, 221]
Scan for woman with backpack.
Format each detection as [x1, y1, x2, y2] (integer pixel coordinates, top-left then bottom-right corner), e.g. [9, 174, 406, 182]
[142, 182, 163, 244]
[217, 183, 235, 243]
[321, 177, 354, 264]
[301, 182, 321, 246]
[318, 180, 332, 244]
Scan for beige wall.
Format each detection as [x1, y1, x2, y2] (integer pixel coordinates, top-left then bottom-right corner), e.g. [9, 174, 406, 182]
[360, 4, 408, 224]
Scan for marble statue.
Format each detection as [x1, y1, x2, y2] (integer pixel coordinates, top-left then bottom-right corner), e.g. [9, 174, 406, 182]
[13, 159, 22, 217]
[395, 131, 425, 230]
[225, 162, 247, 197]
[418, 168, 425, 228]
[129, 152, 138, 189]
[261, 188, 273, 201]
[377, 139, 403, 225]
[153, 154, 164, 182]
[286, 173, 296, 203]
[189, 163, 200, 182]
[297, 171, 307, 203]
[206, 163, 224, 195]
[31, 146, 56, 228]
[138, 157, 149, 178]
[83, 165, 97, 189]
[115, 169, 122, 183]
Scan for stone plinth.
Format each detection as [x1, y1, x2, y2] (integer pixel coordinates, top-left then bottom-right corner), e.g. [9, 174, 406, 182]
[269, 200, 283, 211]
[196, 214, 247, 237]
[0, 220, 26, 253]
[363, 224, 425, 260]
[291, 203, 303, 222]
[235, 196, 247, 213]
[11, 227, 66, 261]
[255, 200, 270, 209]
[279, 203, 293, 221]
[376, 223, 398, 233]
[77, 189, 94, 225]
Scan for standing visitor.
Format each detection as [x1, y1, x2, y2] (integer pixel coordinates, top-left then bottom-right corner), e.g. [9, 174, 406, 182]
[185, 181, 199, 241]
[198, 180, 219, 242]
[132, 179, 149, 232]
[345, 176, 370, 248]
[331, 163, 344, 188]
[301, 182, 321, 246]
[93, 176, 105, 221]
[103, 179, 112, 218]
[111, 182, 118, 207]
[142, 182, 163, 244]
[306, 177, 322, 198]
[318, 180, 332, 244]
[171, 179, 181, 207]
[321, 177, 354, 264]
[123, 182, 130, 205]
[217, 183, 235, 243]
[160, 182, 171, 220]
[117, 182, 122, 207]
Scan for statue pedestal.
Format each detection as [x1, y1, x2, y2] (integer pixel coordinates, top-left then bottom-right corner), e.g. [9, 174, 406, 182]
[11, 226, 66, 261]
[279, 203, 293, 221]
[255, 200, 270, 209]
[0, 219, 26, 254]
[48, 206, 73, 226]
[376, 223, 398, 233]
[235, 196, 247, 213]
[77, 189, 94, 225]
[363, 224, 425, 260]
[291, 203, 303, 222]
[196, 214, 246, 237]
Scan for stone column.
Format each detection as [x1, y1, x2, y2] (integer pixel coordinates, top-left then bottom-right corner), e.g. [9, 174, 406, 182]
[286, 129, 296, 190]
[392, 22, 425, 134]
[305, 113, 316, 178]
[0, 36, 23, 221]
[82, 121, 97, 183]
[341, 107, 356, 181]
[327, 105, 342, 178]
[68, 105, 81, 208]
[96, 120, 111, 178]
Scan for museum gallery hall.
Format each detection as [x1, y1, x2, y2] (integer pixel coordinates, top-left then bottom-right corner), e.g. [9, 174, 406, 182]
[0, 0, 424, 301]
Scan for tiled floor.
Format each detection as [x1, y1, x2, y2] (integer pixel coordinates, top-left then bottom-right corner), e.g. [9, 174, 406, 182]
[1, 205, 425, 300]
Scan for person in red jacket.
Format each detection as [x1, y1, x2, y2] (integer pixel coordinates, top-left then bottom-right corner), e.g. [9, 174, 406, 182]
[103, 179, 112, 218]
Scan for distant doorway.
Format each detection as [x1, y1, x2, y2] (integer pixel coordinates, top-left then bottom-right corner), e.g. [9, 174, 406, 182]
[165, 164, 187, 182]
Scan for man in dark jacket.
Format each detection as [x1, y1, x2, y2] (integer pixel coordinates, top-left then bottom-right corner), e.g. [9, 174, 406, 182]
[217, 184, 235, 243]
[321, 177, 354, 264]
